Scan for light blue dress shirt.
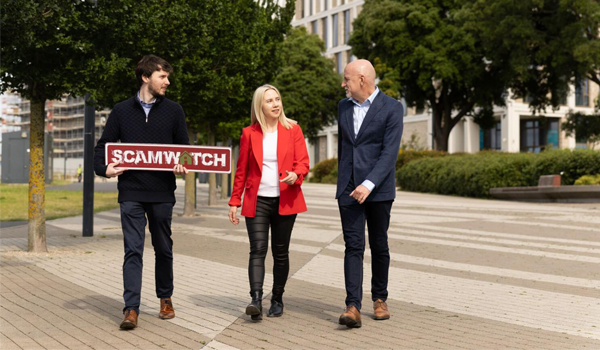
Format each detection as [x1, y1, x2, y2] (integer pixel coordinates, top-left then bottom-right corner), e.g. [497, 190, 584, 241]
[349, 87, 380, 192]
[136, 91, 156, 121]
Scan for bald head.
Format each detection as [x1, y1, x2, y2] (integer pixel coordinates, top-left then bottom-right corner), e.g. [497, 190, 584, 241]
[346, 59, 376, 84]
[342, 59, 377, 103]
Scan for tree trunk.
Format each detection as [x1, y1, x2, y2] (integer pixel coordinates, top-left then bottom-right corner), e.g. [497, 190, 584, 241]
[207, 131, 218, 206]
[28, 97, 48, 253]
[434, 129, 450, 152]
[183, 129, 196, 216]
[220, 139, 230, 200]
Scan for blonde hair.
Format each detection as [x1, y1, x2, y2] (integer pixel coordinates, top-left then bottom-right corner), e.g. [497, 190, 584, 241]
[250, 84, 296, 132]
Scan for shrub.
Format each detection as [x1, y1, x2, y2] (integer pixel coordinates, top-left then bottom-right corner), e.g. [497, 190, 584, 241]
[574, 174, 600, 185]
[310, 158, 338, 183]
[395, 150, 448, 186]
[397, 149, 600, 198]
[395, 149, 448, 170]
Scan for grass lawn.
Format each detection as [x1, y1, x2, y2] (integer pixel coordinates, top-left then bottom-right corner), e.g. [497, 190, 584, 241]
[0, 183, 119, 221]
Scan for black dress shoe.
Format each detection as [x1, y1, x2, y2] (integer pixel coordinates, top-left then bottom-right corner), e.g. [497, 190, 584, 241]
[245, 290, 263, 321]
[267, 300, 284, 317]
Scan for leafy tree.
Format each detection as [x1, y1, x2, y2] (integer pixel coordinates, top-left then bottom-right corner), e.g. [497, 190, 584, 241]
[467, 0, 600, 112]
[563, 112, 600, 147]
[272, 27, 344, 139]
[470, 0, 600, 147]
[1, 0, 131, 252]
[170, 0, 294, 207]
[349, 0, 506, 151]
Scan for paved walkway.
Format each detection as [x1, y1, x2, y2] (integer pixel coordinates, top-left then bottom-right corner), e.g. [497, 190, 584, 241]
[2, 182, 600, 349]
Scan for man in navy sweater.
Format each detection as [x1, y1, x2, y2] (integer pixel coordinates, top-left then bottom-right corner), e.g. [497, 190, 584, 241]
[94, 55, 189, 330]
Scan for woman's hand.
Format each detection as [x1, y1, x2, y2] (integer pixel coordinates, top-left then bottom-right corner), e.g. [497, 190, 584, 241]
[280, 170, 298, 185]
[229, 206, 240, 225]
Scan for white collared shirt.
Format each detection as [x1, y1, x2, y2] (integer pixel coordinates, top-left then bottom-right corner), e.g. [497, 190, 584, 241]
[349, 87, 380, 138]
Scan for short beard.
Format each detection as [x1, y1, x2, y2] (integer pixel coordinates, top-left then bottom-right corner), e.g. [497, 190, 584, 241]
[148, 84, 165, 98]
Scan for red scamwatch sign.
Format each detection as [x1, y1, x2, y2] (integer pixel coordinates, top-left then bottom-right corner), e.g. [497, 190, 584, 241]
[105, 143, 231, 173]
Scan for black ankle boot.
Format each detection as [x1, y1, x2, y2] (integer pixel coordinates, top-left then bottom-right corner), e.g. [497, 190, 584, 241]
[267, 294, 284, 317]
[246, 290, 262, 320]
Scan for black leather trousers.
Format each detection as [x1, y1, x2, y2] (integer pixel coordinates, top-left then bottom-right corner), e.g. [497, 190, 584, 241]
[245, 196, 297, 296]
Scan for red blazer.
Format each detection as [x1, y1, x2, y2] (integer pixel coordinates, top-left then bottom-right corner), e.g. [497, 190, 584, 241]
[229, 122, 310, 217]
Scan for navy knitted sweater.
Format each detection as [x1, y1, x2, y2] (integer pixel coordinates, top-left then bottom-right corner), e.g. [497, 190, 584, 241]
[94, 95, 189, 203]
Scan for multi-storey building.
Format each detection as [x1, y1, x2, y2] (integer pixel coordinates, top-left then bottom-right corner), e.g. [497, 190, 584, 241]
[292, 0, 594, 167]
[0, 92, 109, 177]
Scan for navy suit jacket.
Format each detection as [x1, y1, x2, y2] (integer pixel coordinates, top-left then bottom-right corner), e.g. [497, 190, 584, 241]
[336, 90, 404, 202]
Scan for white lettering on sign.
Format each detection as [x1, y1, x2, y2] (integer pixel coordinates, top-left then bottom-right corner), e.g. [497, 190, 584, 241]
[111, 149, 123, 163]
[148, 151, 162, 164]
[214, 153, 226, 167]
[164, 151, 181, 165]
[135, 150, 148, 164]
[124, 150, 135, 163]
[107, 146, 229, 171]
[202, 153, 213, 166]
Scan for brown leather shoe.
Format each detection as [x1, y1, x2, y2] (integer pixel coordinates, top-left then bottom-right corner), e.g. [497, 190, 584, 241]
[373, 299, 390, 320]
[120, 309, 138, 330]
[159, 298, 175, 319]
[338, 305, 361, 328]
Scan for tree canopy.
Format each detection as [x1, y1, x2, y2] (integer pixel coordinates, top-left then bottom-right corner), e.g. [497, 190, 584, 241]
[272, 27, 344, 139]
[349, 0, 600, 151]
[349, 0, 506, 151]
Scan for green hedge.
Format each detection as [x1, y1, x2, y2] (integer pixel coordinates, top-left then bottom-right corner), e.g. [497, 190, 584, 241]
[397, 149, 600, 198]
[310, 150, 447, 184]
[396, 149, 448, 170]
[575, 174, 600, 185]
[309, 158, 338, 184]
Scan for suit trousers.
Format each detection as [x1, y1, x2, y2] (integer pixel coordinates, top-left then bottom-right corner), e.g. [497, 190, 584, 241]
[338, 182, 392, 310]
[245, 196, 297, 296]
[120, 201, 174, 314]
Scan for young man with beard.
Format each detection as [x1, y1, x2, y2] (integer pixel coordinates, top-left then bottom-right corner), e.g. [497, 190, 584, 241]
[94, 55, 190, 330]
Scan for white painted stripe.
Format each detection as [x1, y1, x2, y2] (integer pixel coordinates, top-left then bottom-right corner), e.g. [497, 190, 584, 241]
[388, 234, 600, 264]
[404, 223, 600, 248]
[204, 340, 241, 350]
[390, 228, 600, 254]
[292, 254, 600, 340]
[327, 243, 600, 289]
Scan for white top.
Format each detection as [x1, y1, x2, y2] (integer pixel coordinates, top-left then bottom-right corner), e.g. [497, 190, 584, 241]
[257, 130, 280, 197]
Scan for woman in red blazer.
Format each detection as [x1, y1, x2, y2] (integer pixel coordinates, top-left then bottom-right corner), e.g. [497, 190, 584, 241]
[228, 84, 309, 321]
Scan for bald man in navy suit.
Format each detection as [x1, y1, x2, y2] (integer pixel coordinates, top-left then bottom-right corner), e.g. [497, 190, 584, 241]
[336, 60, 404, 328]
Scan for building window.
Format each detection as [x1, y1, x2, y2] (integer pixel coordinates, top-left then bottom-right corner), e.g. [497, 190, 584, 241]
[311, 20, 318, 35]
[336, 53, 343, 74]
[299, 0, 304, 19]
[344, 10, 351, 44]
[520, 118, 559, 153]
[480, 122, 501, 150]
[576, 78, 590, 107]
[309, 0, 313, 16]
[332, 14, 339, 47]
[324, 0, 328, 11]
[322, 17, 328, 48]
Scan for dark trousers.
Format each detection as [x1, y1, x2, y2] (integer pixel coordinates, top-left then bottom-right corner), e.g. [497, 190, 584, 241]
[338, 184, 392, 310]
[245, 196, 297, 297]
[120, 201, 174, 314]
